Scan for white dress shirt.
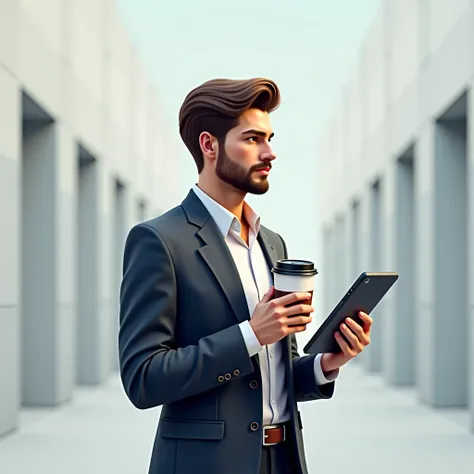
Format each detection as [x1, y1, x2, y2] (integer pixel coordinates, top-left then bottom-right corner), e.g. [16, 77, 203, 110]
[192, 185, 338, 426]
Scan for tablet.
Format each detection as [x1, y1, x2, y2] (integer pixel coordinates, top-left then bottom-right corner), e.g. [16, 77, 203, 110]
[303, 272, 399, 355]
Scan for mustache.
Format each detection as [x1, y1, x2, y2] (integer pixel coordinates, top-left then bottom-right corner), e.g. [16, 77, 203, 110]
[251, 163, 272, 172]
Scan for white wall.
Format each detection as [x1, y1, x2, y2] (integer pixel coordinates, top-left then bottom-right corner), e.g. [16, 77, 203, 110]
[0, 0, 180, 438]
[318, 0, 474, 431]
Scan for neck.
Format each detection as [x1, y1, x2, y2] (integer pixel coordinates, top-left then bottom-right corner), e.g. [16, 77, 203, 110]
[197, 174, 246, 222]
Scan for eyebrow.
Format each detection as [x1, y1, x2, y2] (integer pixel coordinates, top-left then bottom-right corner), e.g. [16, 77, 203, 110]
[241, 129, 274, 139]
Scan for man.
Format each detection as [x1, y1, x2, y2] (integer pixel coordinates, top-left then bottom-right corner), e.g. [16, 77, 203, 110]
[118, 78, 372, 474]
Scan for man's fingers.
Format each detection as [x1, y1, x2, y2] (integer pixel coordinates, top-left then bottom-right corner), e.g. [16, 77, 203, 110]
[262, 286, 275, 303]
[285, 315, 312, 328]
[284, 303, 314, 318]
[276, 291, 312, 306]
[345, 317, 370, 346]
[359, 311, 373, 330]
[340, 324, 363, 351]
[334, 332, 355, 357]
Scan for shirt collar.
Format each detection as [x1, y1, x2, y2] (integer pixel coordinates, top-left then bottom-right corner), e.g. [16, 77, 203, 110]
[192, 184, 261, 237]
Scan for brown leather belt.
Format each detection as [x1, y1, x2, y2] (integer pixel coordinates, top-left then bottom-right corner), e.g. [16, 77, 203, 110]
[263, 423, 287, 446]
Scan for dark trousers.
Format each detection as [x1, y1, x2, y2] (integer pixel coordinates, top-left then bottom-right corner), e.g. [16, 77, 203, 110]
[259, 442, 298, 474]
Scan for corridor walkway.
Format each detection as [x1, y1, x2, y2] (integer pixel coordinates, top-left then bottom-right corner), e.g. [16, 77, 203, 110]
[0, 363, 473, 473]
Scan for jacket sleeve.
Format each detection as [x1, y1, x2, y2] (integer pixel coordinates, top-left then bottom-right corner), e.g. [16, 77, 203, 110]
[290, 336, 335, 402]
[276, 233, 335, 403]
[118, 224, 255, 409]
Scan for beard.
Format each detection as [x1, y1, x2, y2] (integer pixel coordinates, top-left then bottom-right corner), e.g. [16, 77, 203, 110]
[215, 148, 270, 195]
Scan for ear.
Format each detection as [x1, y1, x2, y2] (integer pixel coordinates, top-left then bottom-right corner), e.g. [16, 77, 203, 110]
[199, 132, 218, 162]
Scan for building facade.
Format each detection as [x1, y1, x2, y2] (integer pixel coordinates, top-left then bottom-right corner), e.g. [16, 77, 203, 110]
[318, 0, 474, 431]
[0, 0, 180, 437]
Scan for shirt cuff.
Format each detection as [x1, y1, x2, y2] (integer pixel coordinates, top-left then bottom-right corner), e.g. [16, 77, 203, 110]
[238, 321, 263, 357]
[314, 353, 339, 385]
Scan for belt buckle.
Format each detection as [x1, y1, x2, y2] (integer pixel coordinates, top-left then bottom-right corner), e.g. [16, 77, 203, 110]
[263, 424, 285, 446]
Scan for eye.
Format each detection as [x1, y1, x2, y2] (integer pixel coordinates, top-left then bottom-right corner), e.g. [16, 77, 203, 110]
[247, 136, 258, 143]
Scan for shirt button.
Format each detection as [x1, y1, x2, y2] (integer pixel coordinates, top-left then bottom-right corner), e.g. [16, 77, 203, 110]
[250, 422, 259, 432]
[249, 380, 259, 389]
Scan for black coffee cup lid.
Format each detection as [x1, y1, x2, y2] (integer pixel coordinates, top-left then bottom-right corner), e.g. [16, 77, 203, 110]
[271, 259, 318, 276]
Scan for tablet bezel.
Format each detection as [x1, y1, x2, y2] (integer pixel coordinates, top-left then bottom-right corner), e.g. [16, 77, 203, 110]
[303, 271, 399, 355]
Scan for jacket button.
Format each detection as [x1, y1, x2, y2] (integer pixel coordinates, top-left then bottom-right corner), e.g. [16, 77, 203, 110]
[224, 373, 231, 381]
[233, 369, 240, 377]
[250, 422, 259, 432]
[218, 375, 224, 383]
[249, 380, 258, 389]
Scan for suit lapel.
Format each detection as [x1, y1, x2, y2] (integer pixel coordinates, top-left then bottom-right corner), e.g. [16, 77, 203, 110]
[259, 228, 293, 360]
[182, 190, 250, 324]
[257, 229, 279, 271]
[196, 221, 251, 324]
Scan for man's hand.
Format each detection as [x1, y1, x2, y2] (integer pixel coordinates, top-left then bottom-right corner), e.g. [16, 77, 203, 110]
[320, 311, 373, 374]
[249, 286, 314, 346]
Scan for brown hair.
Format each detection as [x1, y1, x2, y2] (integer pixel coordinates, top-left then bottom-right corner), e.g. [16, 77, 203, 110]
[179, 78, 280, 173]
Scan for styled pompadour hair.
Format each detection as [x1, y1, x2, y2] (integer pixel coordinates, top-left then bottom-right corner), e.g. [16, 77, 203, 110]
[178, 78, 280, 173]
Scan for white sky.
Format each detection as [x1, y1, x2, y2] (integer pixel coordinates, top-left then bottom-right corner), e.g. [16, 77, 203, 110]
[115, 0, 381, 317]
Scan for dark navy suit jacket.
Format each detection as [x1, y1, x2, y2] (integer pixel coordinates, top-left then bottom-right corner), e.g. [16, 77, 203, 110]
[118, 189, 335, 474]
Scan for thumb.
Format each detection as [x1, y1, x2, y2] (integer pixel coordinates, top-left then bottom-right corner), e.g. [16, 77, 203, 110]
[261, 285, 275, 303]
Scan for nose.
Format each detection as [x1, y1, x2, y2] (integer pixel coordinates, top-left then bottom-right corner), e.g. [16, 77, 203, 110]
[260, 144, 276, 163]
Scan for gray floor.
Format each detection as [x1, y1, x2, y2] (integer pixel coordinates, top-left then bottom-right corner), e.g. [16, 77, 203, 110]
[0, 363, 473, 473]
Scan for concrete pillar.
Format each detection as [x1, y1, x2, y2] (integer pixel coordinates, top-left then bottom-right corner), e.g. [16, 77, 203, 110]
[363, 179, 385, 373]
[348, 200, 362, 284]
[21, 115, 77, 406]
[137, 199, 147, 223]
[98, 165, 115, 378]
[55, 124, 78, 400]
[77, 150, 98, 384]
[346, 199, 362, 364]
[338, 214, 350, 294]
[111, 180, 125, 373]
[322, 225, 332, 317]
[415, 122, 436, 402]
[337, 209, 356, 306]
[111, 181, 136, 372]
[353, 190, 371, 367]
[77, 158, 114, 384]
[327, 221, 338, 313]
[334, 215, 343, 303]
[382, 151, 416, 385]
[466, 90, 474, 431]
[0, 70, 21, 436]
[416, 119, 468, 407]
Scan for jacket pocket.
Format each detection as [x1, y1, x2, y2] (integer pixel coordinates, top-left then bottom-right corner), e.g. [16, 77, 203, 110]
[158, 418, 225, 440]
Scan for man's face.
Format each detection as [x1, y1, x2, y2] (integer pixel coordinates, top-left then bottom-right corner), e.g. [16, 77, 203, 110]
[215, 108, 276, 195]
